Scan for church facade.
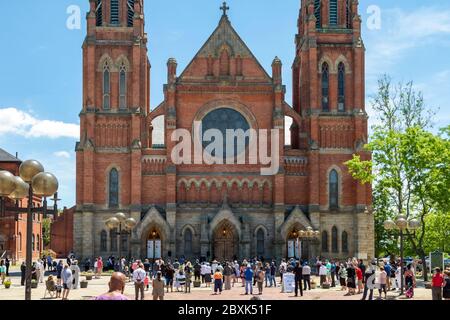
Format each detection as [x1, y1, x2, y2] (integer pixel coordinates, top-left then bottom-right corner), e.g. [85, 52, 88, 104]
[74, 0, 374, 262]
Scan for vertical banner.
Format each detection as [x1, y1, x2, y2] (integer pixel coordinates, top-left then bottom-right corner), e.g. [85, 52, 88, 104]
[147, 240, 154, 259]
[287, 240, 295, 258]
[294, 240, 302, 260]
[155, 240, 162, 259]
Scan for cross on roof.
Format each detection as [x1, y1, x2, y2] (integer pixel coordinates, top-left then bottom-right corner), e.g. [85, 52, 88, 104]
[220, 1, 229, 16]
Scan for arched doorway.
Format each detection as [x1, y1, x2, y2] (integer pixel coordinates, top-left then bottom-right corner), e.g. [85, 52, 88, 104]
[286, 225, 310, 260]
[146, 228, 162, 260]
[213, 221, 238, 261]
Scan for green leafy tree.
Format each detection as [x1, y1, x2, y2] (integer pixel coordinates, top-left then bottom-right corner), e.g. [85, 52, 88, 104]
[345, 75, 450, 281]
[42, 218, 52, 247]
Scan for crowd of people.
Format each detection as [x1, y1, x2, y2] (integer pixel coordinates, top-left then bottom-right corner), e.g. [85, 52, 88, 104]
[10, 253, 450, 301]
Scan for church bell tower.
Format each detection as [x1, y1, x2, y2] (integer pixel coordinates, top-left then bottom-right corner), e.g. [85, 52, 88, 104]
[75, 0, 151, 258]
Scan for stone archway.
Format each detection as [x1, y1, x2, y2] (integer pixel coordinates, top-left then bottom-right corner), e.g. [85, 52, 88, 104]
[212, 220, 239, 262]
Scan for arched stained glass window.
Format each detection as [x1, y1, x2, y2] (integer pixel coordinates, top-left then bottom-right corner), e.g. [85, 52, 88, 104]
[338, 62, 345, 111]
[329, 169, 339, 209]
[109, 168, 119, 208]
[256, 229, 265, 257]
[100, 230, 107, 252]
[110, 228, 118, 252]
[119, 64, 127, 109]
[322, 63, 329, 111]
[342, 231, 349, 253]
[103, 63, 110, 110]
[332, 226, 338, 253]
[184, 229, 193, 256]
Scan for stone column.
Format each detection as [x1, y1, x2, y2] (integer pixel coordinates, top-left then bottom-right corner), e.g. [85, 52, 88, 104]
[81, 212, 94, 259]
[200, 216, 209, 258]
[273, 205, 285, 261]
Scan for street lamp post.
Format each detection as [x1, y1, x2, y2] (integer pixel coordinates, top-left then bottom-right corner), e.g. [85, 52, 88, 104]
[0, 160, 59, 301]
[383, 215, 420, 296]
[105, 213, 137, 271]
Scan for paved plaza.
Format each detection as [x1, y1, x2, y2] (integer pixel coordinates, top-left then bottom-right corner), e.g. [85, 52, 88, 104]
[0, 267, 433, 301]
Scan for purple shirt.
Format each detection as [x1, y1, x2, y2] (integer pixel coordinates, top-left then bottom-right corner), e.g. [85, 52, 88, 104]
[95, 293, 129, 301]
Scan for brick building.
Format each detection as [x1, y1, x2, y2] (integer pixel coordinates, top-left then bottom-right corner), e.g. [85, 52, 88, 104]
[0, 149, 43, 263]
[75, 0, 374, 262]
[50, 206, 74, 258]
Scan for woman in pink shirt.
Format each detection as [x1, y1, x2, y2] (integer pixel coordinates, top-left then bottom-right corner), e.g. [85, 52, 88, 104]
[378, 266, 387, 299]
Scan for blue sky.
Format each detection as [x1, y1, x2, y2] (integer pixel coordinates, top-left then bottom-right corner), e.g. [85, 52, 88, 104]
[0, 0, 449, 207]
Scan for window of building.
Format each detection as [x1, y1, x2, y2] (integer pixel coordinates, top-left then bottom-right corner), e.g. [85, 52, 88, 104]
[256, 229, 265, 257]
[184, 229, 193, 256]
[346, 0, 352, 29]
[329, 169, 339, 209]
[119, 64, 127, 109]
[342, 231, 349, 253]
[96, 0, 103, 26]
[314, 0, 321, 28]
[321, 231, 328, 252]
[338, 62, 345, 111]
[32, 234, 35, 251]
[103, 63, 111, 110]
[100, 230, 107, 252]
[18, 232, 22, 251]
[332, 226, 338, 253]
[109, 168, 119, 208]
[329, 0, 338, 26]
[110, 228, 117, 252]
[127, 0, 135, 27]
[321, 63, 329, 111]
[121, 235, 128, 252]
[37, 234, 40, 252]
[110, 0, 119, 25]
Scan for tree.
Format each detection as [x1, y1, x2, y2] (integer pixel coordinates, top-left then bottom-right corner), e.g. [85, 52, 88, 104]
[345, 75, 449, 281]
[42, 218, 52, 248]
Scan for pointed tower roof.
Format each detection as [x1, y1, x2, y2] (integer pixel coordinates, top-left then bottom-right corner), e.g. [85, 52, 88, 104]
[178, 3, 271, 82]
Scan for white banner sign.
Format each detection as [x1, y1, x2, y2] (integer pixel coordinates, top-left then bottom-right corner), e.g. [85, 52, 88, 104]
[283, 273, 295, 293]
[287, 241, 295, 258]
[147, 240, 154, 259]
[155, 240, 162, 259]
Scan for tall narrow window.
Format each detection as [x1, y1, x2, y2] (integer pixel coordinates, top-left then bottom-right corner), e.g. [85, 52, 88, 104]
[256, 229, 265, 257]
[119, 64, 127, 109]
[109, 168, 119, 208]
[342, 231, 349, 253]
[321, 231, 328, 252]
[184, 229, 193, 256]
[110, 228, 118, 252]
[110, 0, 119, 25]
[121, 235, 128, 252]
[329, 169, 339, 209]
[329, 0, 338, 26]
[32, 234, 35, 251]
[100, 230, 107, 252]
[18, 232, 22, 251]
[219, 49, 230, 76]
[332, 226, 338, 253]
[96, 0, 103, 27]
[103, 63, 110, 110]
[37, 234, 40, 252]
[321, 63, 329, 111]
[127, 0, 135, 27]
[314, 0, 321, 28]
[346, 0, 352, 29]
[338, 62, 345, 111]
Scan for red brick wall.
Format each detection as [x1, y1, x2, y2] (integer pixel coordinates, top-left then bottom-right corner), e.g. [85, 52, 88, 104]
[50, 207, 74, 258]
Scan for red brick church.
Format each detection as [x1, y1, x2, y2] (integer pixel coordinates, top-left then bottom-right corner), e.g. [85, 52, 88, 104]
[75, 0, 374, 262]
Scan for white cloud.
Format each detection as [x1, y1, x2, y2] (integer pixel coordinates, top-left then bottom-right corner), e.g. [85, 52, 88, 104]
[366, 6, 450, 73]
[0, 107, 79, 139]
[53, 151, 71, 159]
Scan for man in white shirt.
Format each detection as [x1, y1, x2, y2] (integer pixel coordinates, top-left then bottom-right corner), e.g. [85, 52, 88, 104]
[319, 263, 328, 287]
[302, 262, 312, 290]
[133, 263, 146, 300]
[35, 260, 43, 283]
[200, 262, 207, 283]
